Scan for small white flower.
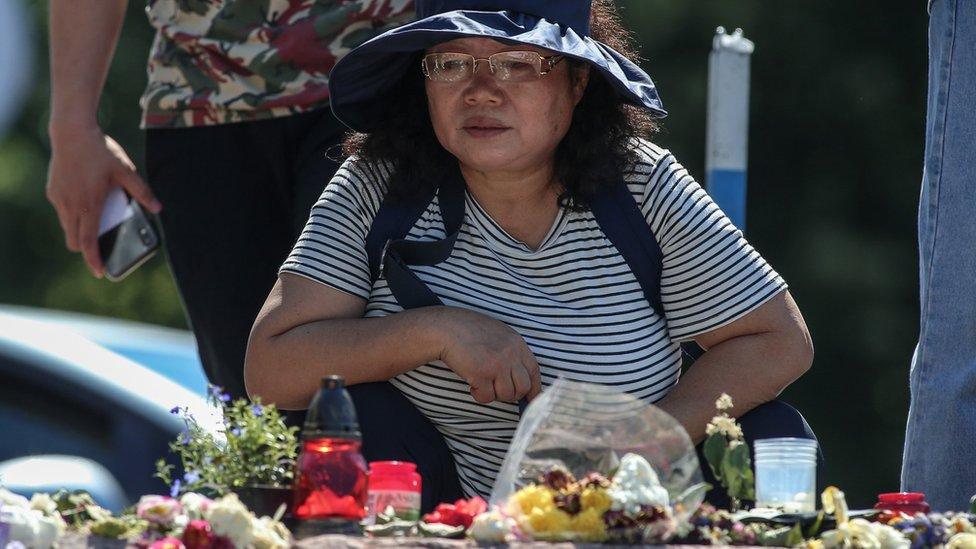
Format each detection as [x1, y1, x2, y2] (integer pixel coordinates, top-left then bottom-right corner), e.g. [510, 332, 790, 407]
[251, 516, 290, 549]
[29, 493, 58, 517]
[469, 507, 518, 543]
[179, 492, 214, 521]
[705, 415, 744, 440]
[715, 393, 734, 411]
[207, 493, 255, 549]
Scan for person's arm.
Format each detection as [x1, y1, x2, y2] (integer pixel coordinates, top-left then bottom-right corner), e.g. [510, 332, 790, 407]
[244, 273, 542, 410]
[654, 289, 813, 443]
[46, 0, 161, 278]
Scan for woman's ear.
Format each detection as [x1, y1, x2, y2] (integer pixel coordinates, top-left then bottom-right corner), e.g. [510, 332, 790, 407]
[571, 64, 591, 105]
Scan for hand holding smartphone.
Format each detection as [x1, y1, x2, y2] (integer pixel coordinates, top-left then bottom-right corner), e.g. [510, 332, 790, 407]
[97, 187, 160, 281]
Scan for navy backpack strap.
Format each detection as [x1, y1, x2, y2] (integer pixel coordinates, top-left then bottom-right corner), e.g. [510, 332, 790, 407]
[589, 180, 705, 363]
[589, 180, 666, 318]
[365, 178, 439, 284]
[365, 166, 467, 310]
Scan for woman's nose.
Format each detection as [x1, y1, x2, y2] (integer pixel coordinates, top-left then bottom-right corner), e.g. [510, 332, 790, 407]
[463, 63, 503, 105]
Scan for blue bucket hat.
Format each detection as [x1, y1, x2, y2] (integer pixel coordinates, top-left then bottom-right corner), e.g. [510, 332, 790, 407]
[328, 0, 667, 132]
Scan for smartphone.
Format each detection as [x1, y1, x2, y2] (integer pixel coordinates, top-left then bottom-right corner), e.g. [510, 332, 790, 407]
[97, 188, 160, 281]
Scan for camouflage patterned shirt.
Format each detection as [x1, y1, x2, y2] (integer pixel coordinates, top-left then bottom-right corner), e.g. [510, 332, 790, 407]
[140, 1, 415, 128]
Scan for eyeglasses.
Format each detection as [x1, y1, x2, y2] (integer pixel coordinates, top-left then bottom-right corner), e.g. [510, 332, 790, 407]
[421, 51, 565, 83]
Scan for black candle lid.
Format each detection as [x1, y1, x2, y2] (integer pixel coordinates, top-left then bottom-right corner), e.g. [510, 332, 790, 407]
[302, 376, 361, 440]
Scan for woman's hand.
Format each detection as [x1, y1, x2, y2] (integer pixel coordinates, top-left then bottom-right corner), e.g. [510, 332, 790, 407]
[433, 307, 542, 404]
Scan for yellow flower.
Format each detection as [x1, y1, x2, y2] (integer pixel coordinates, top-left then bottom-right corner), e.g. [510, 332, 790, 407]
[570, 507, 607, 542]
[580, 487, 612, 515]
[526, 507, 572, 534]
[512, 485, 555, 515]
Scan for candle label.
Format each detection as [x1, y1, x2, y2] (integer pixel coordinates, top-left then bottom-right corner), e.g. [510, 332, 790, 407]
[368, 490, 421, 522]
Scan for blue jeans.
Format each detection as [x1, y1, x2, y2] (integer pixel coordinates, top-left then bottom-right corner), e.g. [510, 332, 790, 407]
[902, 0, 976, 511]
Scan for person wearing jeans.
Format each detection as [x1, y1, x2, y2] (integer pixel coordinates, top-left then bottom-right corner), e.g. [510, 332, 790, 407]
[902, 0, 976, 511]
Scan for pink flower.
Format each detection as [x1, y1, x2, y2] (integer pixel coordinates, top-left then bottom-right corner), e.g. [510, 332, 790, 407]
[149, 537, 186, 549]
[137, 495, 184, 527]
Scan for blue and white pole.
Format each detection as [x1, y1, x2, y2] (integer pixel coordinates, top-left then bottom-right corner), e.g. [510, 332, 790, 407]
[706, 27, 754, 232]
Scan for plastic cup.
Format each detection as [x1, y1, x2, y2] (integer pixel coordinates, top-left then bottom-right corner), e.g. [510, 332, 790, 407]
[754, 438, 818, 513]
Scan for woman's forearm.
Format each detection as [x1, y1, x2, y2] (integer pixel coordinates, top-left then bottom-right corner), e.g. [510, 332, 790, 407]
[245, 307, 446, 410]
[655, 330, 813, 444]
[48, 0, 129, 134]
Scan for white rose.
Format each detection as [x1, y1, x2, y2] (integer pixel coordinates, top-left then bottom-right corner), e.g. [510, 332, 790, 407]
[469, 508, 517, 543]
[608, 453, 670, 514]
[207, 494, 254, 548]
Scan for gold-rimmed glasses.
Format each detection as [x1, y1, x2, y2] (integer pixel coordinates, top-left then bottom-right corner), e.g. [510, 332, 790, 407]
[421, 51, 565, 83]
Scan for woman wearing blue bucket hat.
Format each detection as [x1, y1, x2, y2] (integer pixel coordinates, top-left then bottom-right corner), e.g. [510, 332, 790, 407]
[246, 0, 816, 508]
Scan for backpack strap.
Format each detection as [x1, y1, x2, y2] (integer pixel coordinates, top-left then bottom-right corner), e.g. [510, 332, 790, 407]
[364, 167, 467, 309]
[588, 180, 666, 320]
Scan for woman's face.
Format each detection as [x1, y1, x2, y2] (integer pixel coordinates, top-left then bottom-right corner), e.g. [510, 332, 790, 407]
[425, 38, 589, 177]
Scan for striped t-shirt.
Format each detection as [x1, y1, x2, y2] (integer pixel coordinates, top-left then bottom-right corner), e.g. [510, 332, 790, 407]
[281, 139, 787, 498]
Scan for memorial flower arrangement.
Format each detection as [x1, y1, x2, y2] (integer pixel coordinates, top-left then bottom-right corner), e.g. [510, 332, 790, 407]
[156, 386, 299, 496]
[0, 489, 291, 549]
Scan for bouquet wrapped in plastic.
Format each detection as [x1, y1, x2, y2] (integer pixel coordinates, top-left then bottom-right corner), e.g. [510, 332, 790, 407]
[481, 379, 707, 544]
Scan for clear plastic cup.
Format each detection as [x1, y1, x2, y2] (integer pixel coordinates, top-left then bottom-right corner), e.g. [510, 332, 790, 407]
[754, 438, 818, 513]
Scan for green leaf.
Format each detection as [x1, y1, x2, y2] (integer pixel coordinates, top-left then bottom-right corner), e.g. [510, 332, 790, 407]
[417, 522, 467, 539]
[806, 511, 826, 538]
[758, 523, 804, 547]
[703, 433, 727, 479]
[721, 443, 755, 501]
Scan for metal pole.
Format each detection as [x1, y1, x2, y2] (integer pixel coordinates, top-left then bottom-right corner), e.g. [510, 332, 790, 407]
[706, 27, 754, 232]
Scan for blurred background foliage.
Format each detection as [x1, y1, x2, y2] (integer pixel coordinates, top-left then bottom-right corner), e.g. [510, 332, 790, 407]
[0, 1, 927, 507]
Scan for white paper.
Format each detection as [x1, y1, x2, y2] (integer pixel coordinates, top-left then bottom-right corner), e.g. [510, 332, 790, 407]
[98, 188, 136, 236]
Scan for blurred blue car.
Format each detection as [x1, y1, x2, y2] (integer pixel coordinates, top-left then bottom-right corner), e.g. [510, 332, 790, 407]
[0, 305, 217, 511]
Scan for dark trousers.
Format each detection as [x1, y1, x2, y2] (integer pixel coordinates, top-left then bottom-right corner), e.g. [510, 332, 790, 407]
[145, 109, 346, 402]
[350, 382, 820, 513]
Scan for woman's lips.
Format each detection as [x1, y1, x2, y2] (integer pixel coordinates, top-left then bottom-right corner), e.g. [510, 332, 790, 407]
[461, 117, 511, 138]
[462, 126, 511, 138]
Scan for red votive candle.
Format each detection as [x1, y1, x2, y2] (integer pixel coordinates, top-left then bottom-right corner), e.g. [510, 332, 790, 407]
[292, 376, 369, 527]
[874, 492, 931, 516]
[367, 461, 422, 522]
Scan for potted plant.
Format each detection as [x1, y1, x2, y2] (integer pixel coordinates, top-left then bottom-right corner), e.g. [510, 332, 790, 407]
[156, 386, 300, 517]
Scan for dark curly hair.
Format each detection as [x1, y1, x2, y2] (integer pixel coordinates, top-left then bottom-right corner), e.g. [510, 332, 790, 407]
[342, 0, 658, 210]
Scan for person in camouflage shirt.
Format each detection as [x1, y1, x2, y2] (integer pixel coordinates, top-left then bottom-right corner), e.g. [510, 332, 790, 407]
[141, 0, 413, 127]
[46, 0, 414, 406]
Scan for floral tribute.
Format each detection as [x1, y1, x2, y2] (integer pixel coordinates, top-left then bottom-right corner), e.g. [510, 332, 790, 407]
[466, 453, 677, 544]
[0, 488, 290, 549]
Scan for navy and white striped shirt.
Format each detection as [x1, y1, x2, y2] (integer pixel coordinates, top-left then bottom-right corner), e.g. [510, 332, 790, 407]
[281, 139, 787, 498]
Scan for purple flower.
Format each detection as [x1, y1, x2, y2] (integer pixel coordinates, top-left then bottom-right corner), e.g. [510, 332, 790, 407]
[169, 406, 180, 415]
[208, 385, 232, 403]
[251, 404, 264, 417]
[178, 430, 191, 445]
[230, 427, 242, 437]
[169, 479, 182, 498]
[183, 470, 201, 484]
